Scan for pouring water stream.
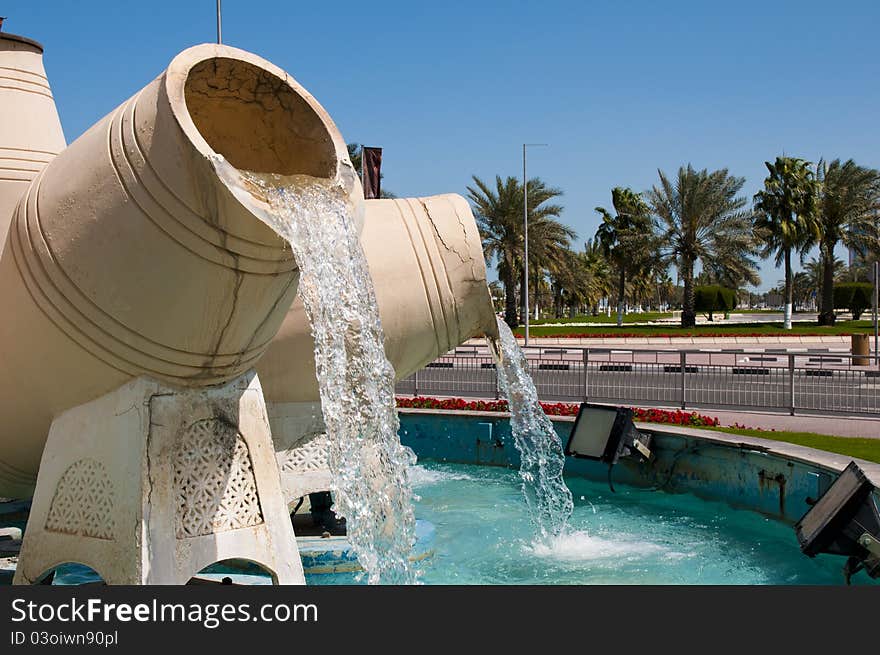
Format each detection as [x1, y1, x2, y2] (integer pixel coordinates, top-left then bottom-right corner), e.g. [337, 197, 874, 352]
[229, 164, 573, 581]
[239, 171, 417, 584]
[488, 319, 574, 540]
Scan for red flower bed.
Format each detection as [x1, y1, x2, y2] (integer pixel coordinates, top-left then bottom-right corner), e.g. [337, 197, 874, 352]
[630, 407, 719, 427]
[396, 396, 510, 413]
[395, 396, 719, 426]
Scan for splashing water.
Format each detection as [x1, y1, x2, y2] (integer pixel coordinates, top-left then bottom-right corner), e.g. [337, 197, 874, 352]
[240, 171, 417, 584]
[488, 318, 573, 540]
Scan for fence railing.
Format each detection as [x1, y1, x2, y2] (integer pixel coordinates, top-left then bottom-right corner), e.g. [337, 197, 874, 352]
[395, 346, 880, 416]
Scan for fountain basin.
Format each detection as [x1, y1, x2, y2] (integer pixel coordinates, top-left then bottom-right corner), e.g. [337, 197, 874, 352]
[398, 409, 880, 526]
[4, 409, 876, 585]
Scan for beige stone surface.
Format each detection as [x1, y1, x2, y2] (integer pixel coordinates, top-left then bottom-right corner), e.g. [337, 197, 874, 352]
[268, 401, 332, 501]
[0, 33, 65, 235]
[0, 44, 361, 497]
[14, 372, 304, 585]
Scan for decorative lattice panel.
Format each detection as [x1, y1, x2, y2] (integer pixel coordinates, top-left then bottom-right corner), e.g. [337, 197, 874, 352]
[277, 433, 329, 473]
[173, 418, 264, 538]
[45, 458, 116, 540]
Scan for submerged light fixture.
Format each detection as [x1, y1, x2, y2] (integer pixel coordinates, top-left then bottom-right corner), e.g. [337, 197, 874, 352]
[564, 404, 652, 491]
[795, 461, 880, 583]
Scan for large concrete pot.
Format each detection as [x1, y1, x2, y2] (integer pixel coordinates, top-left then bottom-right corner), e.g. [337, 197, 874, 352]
[0, 43, 361, 497]
[259, 193, 498, 454]
[0, 32, 65, 233]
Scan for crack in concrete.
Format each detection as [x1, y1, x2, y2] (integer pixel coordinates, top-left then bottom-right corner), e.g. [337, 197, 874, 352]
[204, 257, 245, 378]
[419, 198, 472, 267]
[144, 393, 160, 584]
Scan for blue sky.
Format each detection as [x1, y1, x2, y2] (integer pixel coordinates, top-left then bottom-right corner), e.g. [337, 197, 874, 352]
[4, 1, 878, 291]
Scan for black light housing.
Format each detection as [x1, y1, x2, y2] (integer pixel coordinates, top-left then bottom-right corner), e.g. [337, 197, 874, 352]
[795, 461, 880, 582]
[565, 403, 652, 465]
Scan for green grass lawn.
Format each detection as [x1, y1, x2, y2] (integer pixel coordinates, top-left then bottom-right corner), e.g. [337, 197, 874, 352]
[704, 426, 880, 463]
[530, 309, 816, 324]
[532, 312, 673, 325]
[515, 320, 874, 337]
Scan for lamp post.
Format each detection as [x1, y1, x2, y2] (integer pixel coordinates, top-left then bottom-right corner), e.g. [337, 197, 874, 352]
[874, 260, 879, 366]
[522, 143, 547, 347]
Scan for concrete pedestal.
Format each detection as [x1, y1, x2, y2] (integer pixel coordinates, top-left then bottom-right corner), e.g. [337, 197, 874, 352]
[14, 371, 304, 585]
[269, 401, 332, 503]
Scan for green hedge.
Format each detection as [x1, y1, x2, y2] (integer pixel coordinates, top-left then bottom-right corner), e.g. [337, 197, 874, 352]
[694, 285, 737, 318]
[833, 282, 873, 320]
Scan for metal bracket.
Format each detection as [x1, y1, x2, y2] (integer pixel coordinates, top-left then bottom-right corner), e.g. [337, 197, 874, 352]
[859, 532, 880, 559]
[632, 439, 652, 460]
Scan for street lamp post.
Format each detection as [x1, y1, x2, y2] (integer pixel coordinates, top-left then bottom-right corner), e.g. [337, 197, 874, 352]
[873, 260, 879, 366]
[522, 143, 547, 347]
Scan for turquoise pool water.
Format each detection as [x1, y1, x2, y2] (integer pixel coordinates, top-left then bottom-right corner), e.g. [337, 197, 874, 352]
[312, 462, 867, 585]
[46, 461, 872, 585]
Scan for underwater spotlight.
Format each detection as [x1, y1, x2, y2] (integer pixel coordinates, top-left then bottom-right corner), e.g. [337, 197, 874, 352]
[795, 461, 880, 583]
[565, 404, 652, 492]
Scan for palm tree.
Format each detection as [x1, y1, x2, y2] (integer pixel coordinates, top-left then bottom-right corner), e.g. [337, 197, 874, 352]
[467, 175, 569, 328]
[656, 273, 676, 311]
[850, 250, 879, 283]
[700, 245, 761, 290]
[488, 280, 505, 314]
[595, 188, 658, 326]
[548, 247, 605, 318]
[791, 271, 814, 311]
[815, 159, 880, 325]
[582, 238, 614, 314]
[648, 165, 758, 328]
[526, 206, 577, 320]
[805, 254, 847, 312]
[627, 265, 662, 311]
[547, 248, 577, 318]
[754, 156, 821, 329]
[804, 256, 823, 301]
[468, 176, 521, 327]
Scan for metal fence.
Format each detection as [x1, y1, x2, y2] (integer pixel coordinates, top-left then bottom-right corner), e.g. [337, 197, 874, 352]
[395, 346, 880, 416]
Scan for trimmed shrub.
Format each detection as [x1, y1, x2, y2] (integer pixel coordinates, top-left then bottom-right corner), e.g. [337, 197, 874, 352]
[693, 285, 737, 320]
[833, 282, 873, 320]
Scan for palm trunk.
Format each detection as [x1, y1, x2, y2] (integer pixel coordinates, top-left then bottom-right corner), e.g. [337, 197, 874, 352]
[553, 285, 563, 318]
[784, 247, 793, 330]
[533, 269, 540, 321]
[681, 257, 695, 328]
[616, 269, 626, 327]
[503, 269, 518, 328]
[818, 242, 836, 326]
[520, 273, 527, 326]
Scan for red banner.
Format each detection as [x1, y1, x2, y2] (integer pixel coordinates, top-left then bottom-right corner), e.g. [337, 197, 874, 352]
[362, 147, 382, 199]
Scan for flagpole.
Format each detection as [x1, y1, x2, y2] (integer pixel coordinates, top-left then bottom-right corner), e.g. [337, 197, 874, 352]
[216, 0, 222, 44]
[523, 144, 529, 347]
